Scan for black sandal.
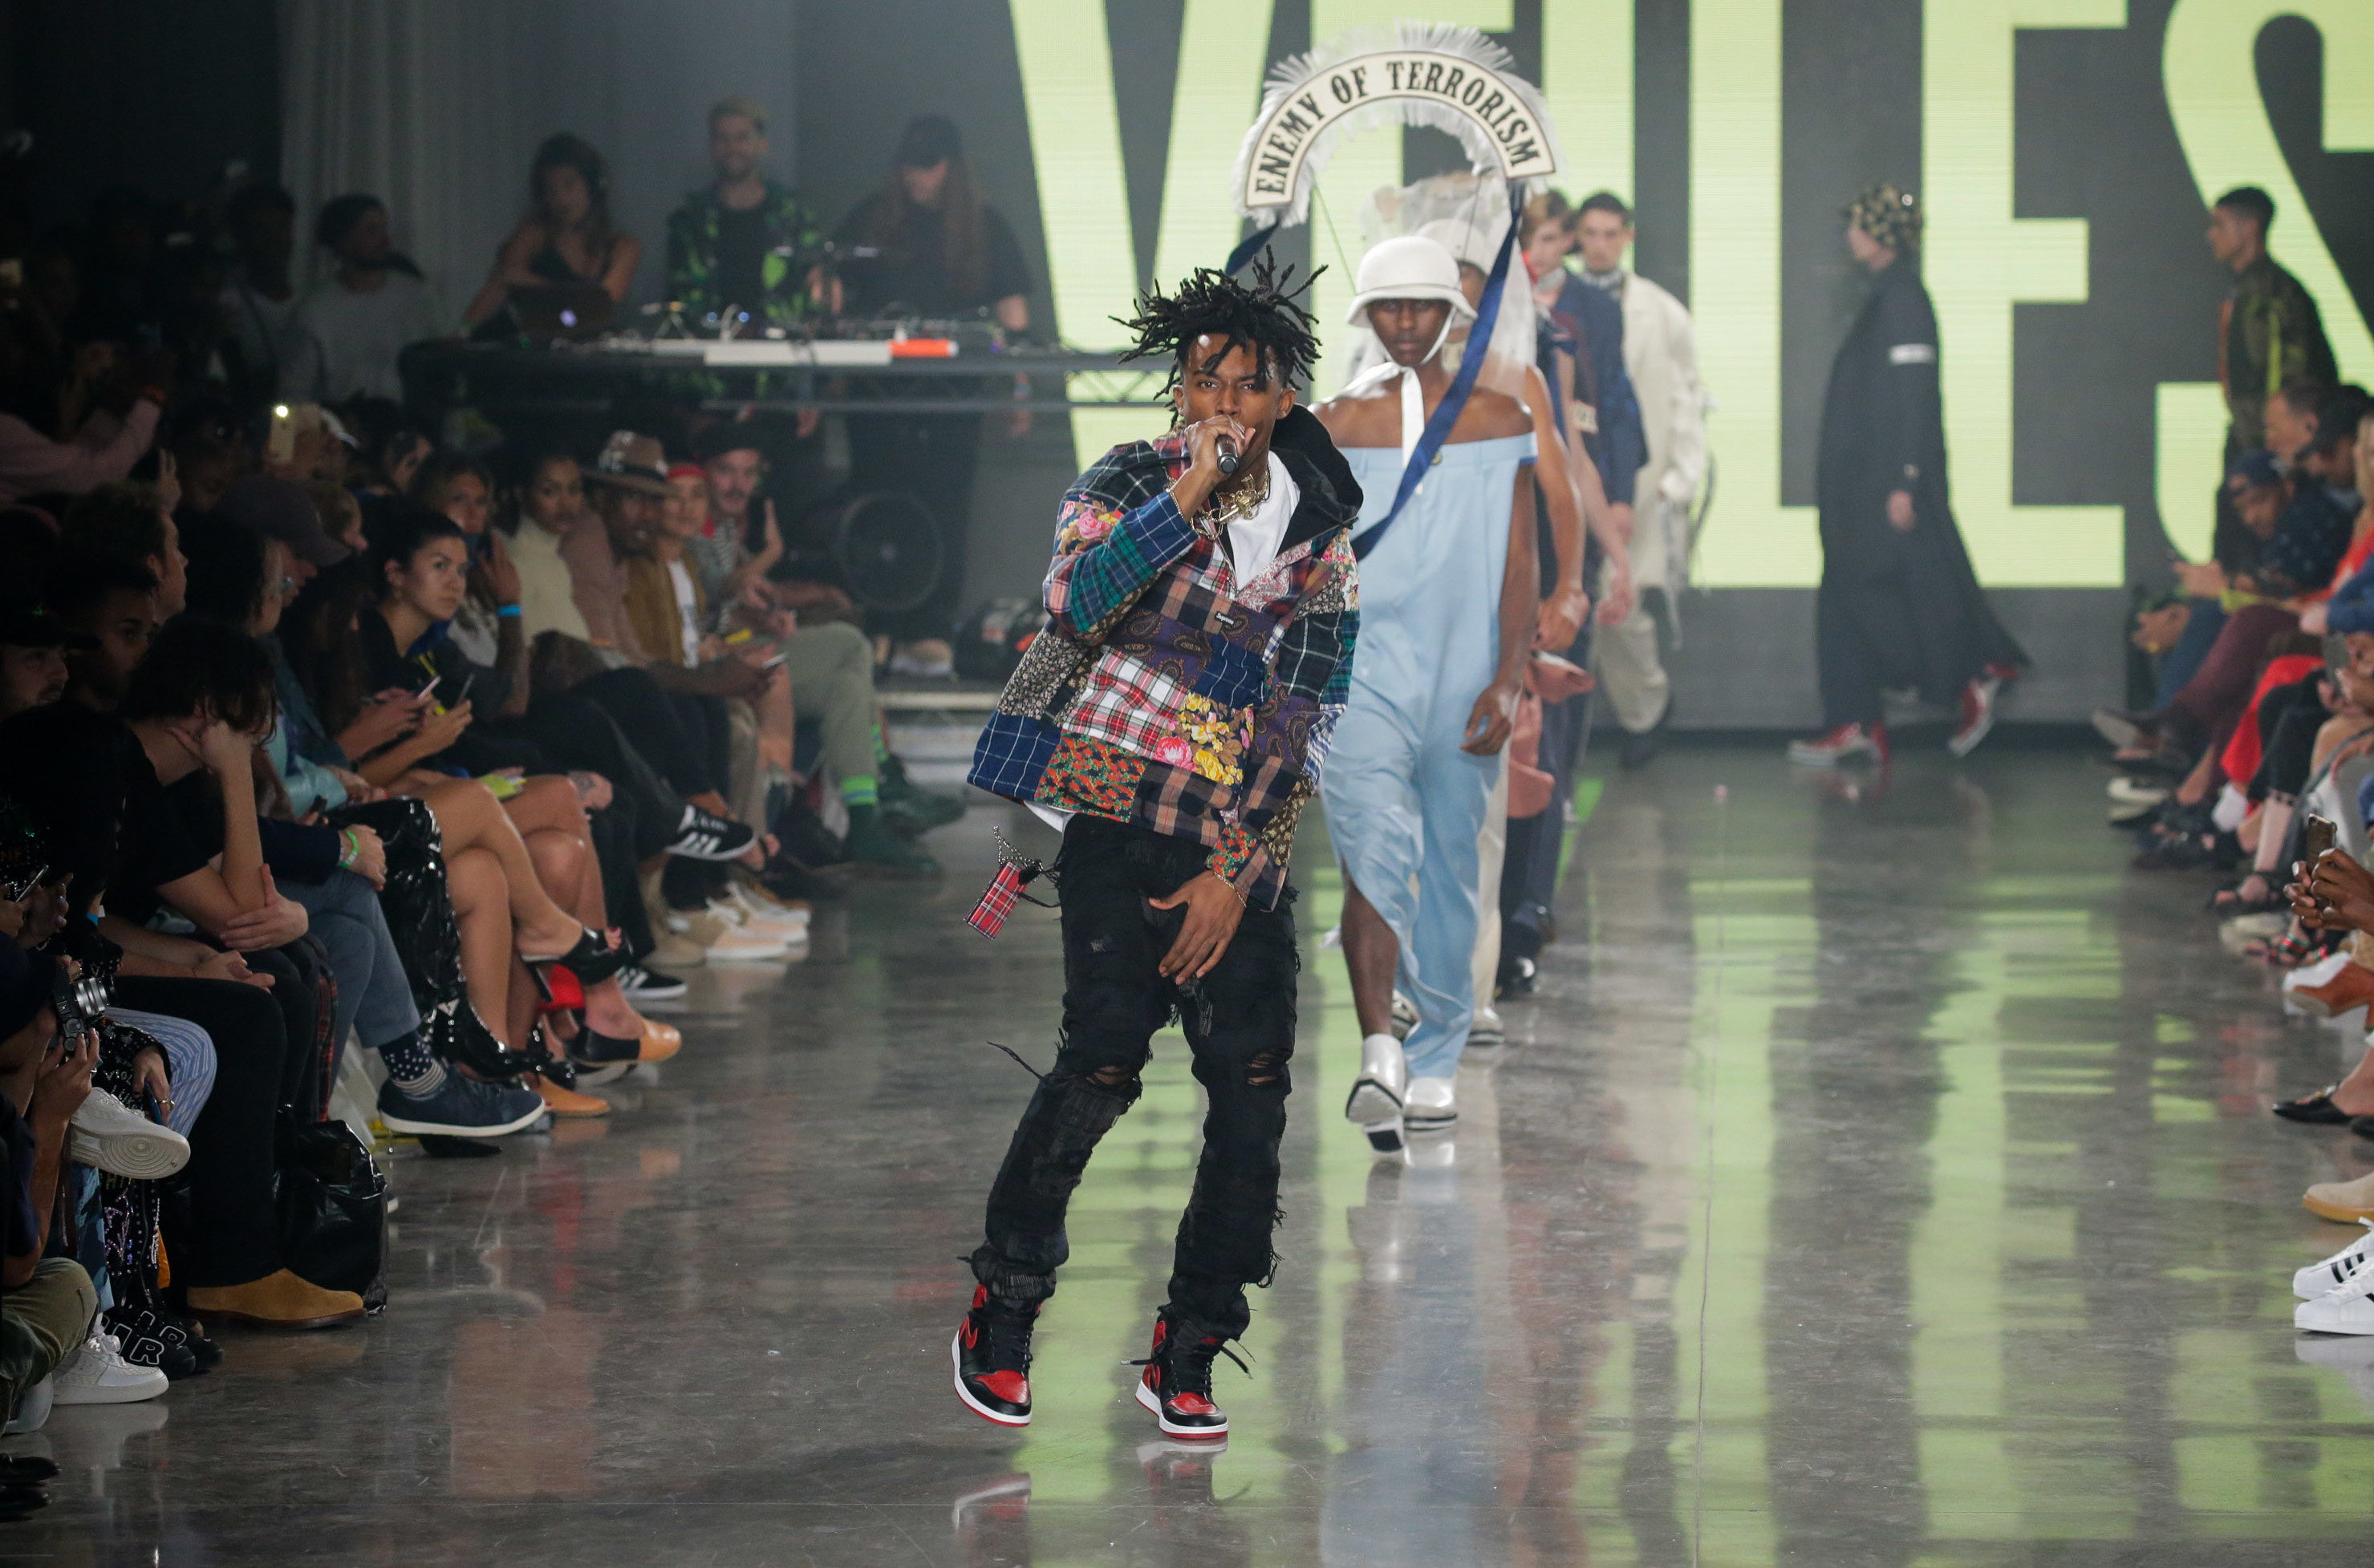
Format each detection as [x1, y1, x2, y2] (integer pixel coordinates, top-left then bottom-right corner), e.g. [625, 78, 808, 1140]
[2274, 1085, 2356, 1125]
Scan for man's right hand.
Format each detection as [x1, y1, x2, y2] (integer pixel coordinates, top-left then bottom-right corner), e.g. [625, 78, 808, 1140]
[415, 699, 476, 752]
[1171, 414, 1249, 519]
[347, 690, 429, 754]
[2292, 847, 2374, 932]
[197, 718, 257, 779]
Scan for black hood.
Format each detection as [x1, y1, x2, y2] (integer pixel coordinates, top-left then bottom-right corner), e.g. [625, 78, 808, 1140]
[1268, 403, 1363, 554]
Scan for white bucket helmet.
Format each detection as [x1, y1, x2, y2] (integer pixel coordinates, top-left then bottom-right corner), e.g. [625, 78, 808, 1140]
[1343, 234, 1475, 326]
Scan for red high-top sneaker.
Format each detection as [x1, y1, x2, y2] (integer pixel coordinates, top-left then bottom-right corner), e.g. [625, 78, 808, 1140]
[952, 1286, 1037, 1427]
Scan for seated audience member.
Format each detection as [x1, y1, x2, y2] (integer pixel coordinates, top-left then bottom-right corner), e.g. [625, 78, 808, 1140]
[178, 513, 548, 1136]
[0, 608, 71, 720]
[411, 452, 528, 707]
[2263, 376, 2331, 468]
[505, 448, 598, 646]
[290, 195, 444, 404]
[461, 135, 640, 332]
[2309, 414, 2374, 642]
[217, 473, 351, 594]
[696, 427, 960, 841]
[61, 482, 187, 617]
[0, 615, 362, 1328]
[0, 352, 168, 507]
[2120, 451, 2346, 774]
[2297, 387, 2372, 516]
[704, 431, 957, 866]
[362, 500, 761, 898]
[351, 512, 685, 1096]
[217, 184, 316, 405]
[493, 450, 801, 961]
[0, 946, 103, 1425]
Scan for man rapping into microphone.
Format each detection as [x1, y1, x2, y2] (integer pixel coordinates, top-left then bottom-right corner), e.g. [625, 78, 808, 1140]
[956, 257, 1362, 1439]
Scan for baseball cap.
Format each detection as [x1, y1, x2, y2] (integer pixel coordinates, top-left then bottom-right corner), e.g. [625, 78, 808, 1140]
[895, 115, 963, 169]
[217, 475, 351, 567]
[0, 605, 91, 650]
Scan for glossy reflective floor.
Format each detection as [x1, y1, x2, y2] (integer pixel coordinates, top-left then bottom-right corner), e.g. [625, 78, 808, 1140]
[14, 743, 2374, 1565]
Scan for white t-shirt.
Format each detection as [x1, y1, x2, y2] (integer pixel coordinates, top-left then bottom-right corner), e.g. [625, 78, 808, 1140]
[667, 559, 702, 666]
[1029, 454, 1301, 836]
[1223, 452, 1297, 589]
[221, 273, 315, 398]
[291, 270, 444, 403]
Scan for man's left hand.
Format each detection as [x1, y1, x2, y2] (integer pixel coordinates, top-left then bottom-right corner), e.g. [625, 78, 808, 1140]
[219, 872, 309, 952]
[1461, 674, 1526, 756]
[1886, 489, 1916, 531]
[1150, 871, 1246, 981]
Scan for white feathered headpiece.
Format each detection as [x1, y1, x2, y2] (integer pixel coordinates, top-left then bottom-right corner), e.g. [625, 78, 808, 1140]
[1230, 22, 1562, 228]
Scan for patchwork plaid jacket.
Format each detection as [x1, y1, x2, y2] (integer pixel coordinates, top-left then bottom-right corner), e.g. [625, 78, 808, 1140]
[969, 405, 1363, 909]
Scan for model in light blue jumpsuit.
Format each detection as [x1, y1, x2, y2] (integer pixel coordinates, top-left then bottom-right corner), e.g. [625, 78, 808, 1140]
[1321, 432, 1536, 1084]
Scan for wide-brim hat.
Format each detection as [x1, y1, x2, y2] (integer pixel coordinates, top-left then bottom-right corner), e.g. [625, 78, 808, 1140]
[1345, 235, 1475, 326]
[586, 431, 671, 496]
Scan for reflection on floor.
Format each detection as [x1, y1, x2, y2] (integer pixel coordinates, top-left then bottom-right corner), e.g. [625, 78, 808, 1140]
[16, 744, 2374, 1565]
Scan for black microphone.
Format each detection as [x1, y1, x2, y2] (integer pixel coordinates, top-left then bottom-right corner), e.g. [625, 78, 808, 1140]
[1215, 434, 1240, 476]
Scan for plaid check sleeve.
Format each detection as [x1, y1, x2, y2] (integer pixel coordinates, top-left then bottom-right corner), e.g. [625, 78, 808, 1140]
[1044, 481, 1199, 641]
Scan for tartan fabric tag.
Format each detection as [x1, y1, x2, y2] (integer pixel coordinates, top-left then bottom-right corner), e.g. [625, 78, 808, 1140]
[968, 863, 1025, 938]
[968, 829, 1049, 939]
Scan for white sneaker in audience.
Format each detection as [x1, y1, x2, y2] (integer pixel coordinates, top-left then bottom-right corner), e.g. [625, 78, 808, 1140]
[727, 881, 810, 934]
[708, 890, 807, 946]
[2297, 1268, 2374, 1335]
[2298, 1221, 2374, 1301]
[668, 909, 789, 962]
[69, 1088, 189, 1180]
[1468, 1005, 1505, 1047]
[51, 1329, 168, 1405]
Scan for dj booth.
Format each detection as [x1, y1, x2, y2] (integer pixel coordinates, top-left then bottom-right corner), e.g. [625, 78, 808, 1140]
[400, 334, 1162, 620]
[398, 336, 1159, 419]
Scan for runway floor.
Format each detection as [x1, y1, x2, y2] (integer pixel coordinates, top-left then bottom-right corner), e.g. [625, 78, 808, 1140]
[16, 743, 2374, 1565]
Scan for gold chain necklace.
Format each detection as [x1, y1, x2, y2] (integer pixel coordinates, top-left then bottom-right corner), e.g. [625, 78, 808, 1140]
[1198, 462, 1271, 533]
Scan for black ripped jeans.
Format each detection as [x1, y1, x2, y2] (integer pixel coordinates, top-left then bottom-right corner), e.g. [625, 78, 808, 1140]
[973, 814, 1297, 1341]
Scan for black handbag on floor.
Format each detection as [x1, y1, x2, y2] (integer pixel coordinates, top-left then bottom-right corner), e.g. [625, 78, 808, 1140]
[275, 1113, 388, 1313]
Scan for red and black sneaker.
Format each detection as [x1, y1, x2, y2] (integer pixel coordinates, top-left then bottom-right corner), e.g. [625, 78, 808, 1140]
[1130, 1313, 1240, 1440]
[952, 1286, 1038, 1428]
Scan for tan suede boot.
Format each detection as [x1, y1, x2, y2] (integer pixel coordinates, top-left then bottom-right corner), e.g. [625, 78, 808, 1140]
[186, 1270, 365, 1329]
[2305, 1171, 2374, 1225]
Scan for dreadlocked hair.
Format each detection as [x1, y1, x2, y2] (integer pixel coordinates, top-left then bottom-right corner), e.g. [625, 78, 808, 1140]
[1114, 251, 1323, 399]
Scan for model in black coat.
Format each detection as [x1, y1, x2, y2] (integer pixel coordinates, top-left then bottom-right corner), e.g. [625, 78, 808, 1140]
[1812, 248, 2026, 740]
